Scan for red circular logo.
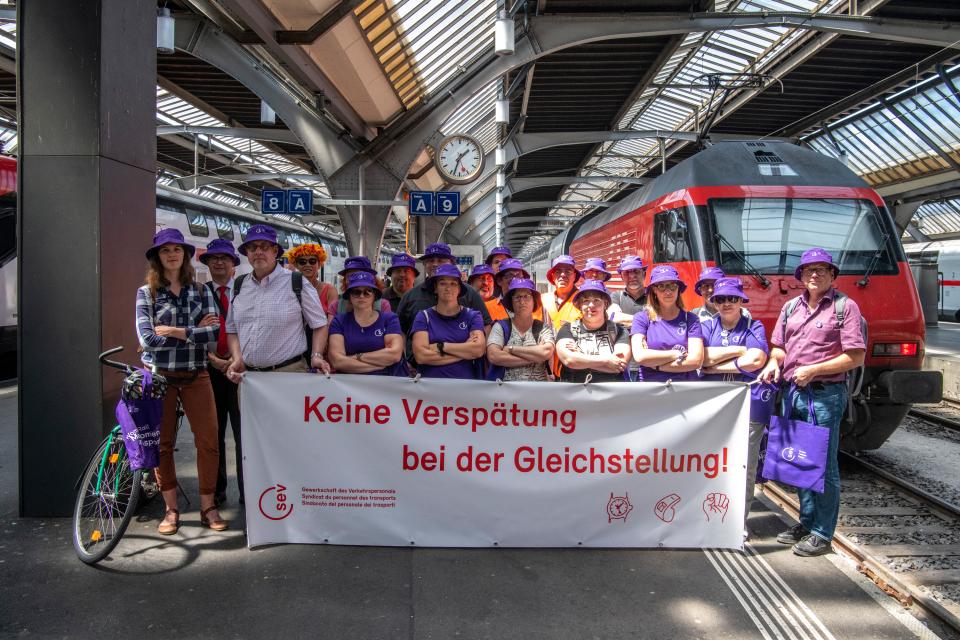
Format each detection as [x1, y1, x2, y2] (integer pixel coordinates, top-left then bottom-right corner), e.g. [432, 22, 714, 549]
[259, 484, 294, 520]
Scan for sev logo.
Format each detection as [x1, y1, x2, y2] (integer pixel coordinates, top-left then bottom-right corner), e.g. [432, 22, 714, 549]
[259, 483, 294, 521]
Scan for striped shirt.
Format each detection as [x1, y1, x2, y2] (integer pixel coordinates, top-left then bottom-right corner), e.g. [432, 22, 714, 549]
[225, 265, 327, 368]
[136, 283, 219, 371]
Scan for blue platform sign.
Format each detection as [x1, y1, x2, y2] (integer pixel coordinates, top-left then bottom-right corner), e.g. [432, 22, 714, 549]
[436, 191, 460, 216]
[409, 191, 434, 215]
[287, 189, 313, 214]
[261, 189, 286, 214]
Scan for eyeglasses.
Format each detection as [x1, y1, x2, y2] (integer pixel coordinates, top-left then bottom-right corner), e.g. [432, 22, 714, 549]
[349, 288, 374, 297]
[512, 293, 534, 302]
[712, 295, 742, 304]
[801, 266, 831, 277]
[246, 241, 275, 253]
[297, 258, 319, 266]
[654, 282, 679, 292]
[207, 255, 231, 262]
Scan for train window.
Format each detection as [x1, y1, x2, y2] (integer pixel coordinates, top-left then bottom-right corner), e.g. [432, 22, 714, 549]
[237, 221, 251, 241]
[653, 208, 692, 262]
[185, 210, 210, 237]
[709, 198, 898, 276]
[214, 216, 234, 241]
[276, 229, 289, 248]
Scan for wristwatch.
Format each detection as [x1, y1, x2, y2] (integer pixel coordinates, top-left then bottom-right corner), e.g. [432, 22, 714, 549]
[311, 352, 325, 359]
[437, 341, 446, 356]
[355, 352, 364, 362]
[507, 345, 514, 355]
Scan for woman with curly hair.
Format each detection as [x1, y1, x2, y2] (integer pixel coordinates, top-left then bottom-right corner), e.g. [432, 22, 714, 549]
[287, 243, 339, 317]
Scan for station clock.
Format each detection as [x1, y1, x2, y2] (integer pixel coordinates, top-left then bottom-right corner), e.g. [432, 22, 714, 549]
[434, 133, 484, 185]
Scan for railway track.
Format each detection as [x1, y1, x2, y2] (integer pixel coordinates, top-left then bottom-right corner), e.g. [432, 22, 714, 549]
[760, 453, 960, 635]
[910, 406, 960, 432]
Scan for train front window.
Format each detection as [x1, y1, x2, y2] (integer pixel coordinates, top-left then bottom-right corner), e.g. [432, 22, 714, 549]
[709, 198, 898, 276]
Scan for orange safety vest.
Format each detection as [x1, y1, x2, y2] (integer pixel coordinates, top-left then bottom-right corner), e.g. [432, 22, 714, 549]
[485, 297, 544, 322]
[541, 288, 581, 377]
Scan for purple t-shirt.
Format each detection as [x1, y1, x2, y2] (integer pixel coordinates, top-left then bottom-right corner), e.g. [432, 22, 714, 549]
[700, 314, 769, 383]
[411, 307, 484, 379]
[631, 310, 703, 382]
[329, 311, 403, 376]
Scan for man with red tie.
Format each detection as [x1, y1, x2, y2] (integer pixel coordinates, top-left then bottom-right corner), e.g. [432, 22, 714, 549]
[200, 238, 243, 507]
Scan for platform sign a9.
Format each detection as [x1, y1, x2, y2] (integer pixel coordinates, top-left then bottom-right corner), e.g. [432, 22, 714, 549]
[436, 191, 460, 216]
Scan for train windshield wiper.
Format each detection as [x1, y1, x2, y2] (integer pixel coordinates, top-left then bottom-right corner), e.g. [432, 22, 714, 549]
[857, 231, 890, 287]
[714, 233, 771, 288]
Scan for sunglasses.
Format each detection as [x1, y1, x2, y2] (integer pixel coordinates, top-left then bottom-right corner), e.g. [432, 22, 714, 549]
[653, 282, 679, 292]
[297, 258, 319, 266]
[712, 295, 743, 304]
[349, 288, 374, 297]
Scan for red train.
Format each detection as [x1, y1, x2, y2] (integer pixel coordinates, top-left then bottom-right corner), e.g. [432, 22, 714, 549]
[534, 141, 941, 450]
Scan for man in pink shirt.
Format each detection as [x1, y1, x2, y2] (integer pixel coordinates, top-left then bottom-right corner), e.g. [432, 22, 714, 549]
[760, 248, 865, 557]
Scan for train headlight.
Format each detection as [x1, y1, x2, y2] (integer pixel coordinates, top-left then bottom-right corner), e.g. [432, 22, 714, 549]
[871, 342, 919, 357]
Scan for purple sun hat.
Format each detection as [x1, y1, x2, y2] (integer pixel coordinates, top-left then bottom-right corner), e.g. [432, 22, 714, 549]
[618, 256, 646, 273]
[420, 242, 456, 262]
[546, 255, 582, 285]
[238, 224, 282, 256]
[425, 262, 466, 296]
[647, 264, 688, 294]
[503, 277, 542, 312]
[582, 257, 613, 281]
[467, 264, 495, 284]
[794, 247, 839, 280]
[710, 277, 749, 303]
[495, 258, 531, 282]
[387, 253, 420, 278]
[572, 279, 612, 307]
[694, 266, 726, 296]
[339, 255, 377, 276]
[485, 246, 513, 267]
[199, 238, 240, 266]
[341, 271, 383, 300]
[147, 228, 196, 260]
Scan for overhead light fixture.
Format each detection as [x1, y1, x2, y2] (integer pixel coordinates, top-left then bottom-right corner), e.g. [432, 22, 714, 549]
[496, 191, 503, 205]
[495, 98, 510, 124]
[496, 172, 506, 188]
[495, 146, 505, 166]
[260, 100, 276, 125]
[157, 7, 175, 54]
[495, 11, 514, 56]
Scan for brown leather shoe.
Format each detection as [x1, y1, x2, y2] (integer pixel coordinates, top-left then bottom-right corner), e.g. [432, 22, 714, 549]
[158, 508, 180, 535]
[200, 506, 228, 531]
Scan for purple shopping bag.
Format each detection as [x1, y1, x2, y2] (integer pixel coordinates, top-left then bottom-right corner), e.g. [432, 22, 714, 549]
[115, 369, 162, 471]
[761, 387, 830, 493]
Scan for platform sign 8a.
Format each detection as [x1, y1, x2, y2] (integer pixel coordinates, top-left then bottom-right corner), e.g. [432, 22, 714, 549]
[262, 189, 286, 214]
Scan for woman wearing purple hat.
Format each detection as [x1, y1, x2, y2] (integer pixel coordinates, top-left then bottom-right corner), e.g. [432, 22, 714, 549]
[582, 257, 612, 282]
[336, 255, 389, 315]
[327, 272, 406, 376]
[467, 264, 496, 302]
[631, 265, 703, 381]
[699, 277, 770, 521]
[691, 266, 726, 321]
[555, 280, 631, 383]
[486, 278, 555, 381]
[411, 264, 486, 379]
[136, 229, 228, 534]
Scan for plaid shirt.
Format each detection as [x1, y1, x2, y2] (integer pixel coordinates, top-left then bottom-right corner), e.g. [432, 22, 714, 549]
[136, 284, 219, 371]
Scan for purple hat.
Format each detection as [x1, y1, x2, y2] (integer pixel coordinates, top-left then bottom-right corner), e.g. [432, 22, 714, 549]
[794, 247, 839, 281]
[694, 266, 726, 296]
[420, 242, 455, 262]
[495, 258, 531, 282]
[503, 277, 542, 312]
[387, 253, 419, 277]
[582, 257, 612, 281]
[341, 271, 383, 300]
[572, 279, 612, 307]
[339, 255, 377, 276]
[238, 224, 282, 256]
[710, 277, 749, 303]
[425, 263, 466, 296]
[199, 238, 240, 266]
[646, 264, 687, 294]
[485, 246, 513, 266]
[147, 228, 196, 260]
[618, 256, 646, 273]
[546, 255, 582, 285]
[467, 264, 495, 284]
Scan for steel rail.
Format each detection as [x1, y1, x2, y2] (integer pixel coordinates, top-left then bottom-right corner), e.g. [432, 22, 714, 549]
[909, 408, 960, 433]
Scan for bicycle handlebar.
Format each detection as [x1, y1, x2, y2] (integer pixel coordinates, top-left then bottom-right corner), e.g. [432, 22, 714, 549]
[99, 347, 133, 372]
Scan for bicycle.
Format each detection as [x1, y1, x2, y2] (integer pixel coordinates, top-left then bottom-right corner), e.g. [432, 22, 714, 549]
[71, 347, 167, 564]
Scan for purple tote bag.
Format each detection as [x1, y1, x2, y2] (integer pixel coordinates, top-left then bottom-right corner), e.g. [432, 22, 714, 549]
[761, 388, 830, 493]
[115, 369, 162, 471]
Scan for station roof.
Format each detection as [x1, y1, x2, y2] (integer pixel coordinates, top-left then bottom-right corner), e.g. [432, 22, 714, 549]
[6, 1, 960, 253]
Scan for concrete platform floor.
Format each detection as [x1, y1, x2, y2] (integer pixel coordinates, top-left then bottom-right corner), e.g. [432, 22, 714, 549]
[924, 322, 960, 402]
[0, 387, 951, 639]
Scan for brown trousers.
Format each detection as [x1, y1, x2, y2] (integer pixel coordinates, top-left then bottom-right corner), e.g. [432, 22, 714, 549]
[155, 370, 220, 495]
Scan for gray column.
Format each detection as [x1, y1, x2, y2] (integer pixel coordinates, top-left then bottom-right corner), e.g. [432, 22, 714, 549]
[19, 0, 156, 516]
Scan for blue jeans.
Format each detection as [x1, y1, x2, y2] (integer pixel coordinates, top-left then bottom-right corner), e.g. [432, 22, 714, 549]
[784, 383, 847, 541]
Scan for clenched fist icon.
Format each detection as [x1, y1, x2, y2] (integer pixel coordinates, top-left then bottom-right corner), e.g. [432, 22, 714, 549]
[702, 493, 729, 523]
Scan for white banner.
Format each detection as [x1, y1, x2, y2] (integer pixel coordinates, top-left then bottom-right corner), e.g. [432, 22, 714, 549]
[241, 373, 749, 550]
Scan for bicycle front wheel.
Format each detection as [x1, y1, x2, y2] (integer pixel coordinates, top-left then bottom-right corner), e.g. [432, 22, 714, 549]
[72, 430, 143, 564]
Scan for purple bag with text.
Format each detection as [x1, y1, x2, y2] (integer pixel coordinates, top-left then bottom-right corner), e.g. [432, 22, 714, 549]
[115, 369, 162, 471]
[761, 387, 830, 493]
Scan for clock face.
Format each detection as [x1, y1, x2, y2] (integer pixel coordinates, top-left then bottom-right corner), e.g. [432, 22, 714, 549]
[435, 134, 483, 184]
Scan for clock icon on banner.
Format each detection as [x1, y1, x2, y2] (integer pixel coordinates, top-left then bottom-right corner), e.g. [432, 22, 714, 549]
[434, 133, 484, 185]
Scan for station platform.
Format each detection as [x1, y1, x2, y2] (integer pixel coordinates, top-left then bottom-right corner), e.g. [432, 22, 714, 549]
[925, 323, 960, 402]
[1, 388, 948, 639]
